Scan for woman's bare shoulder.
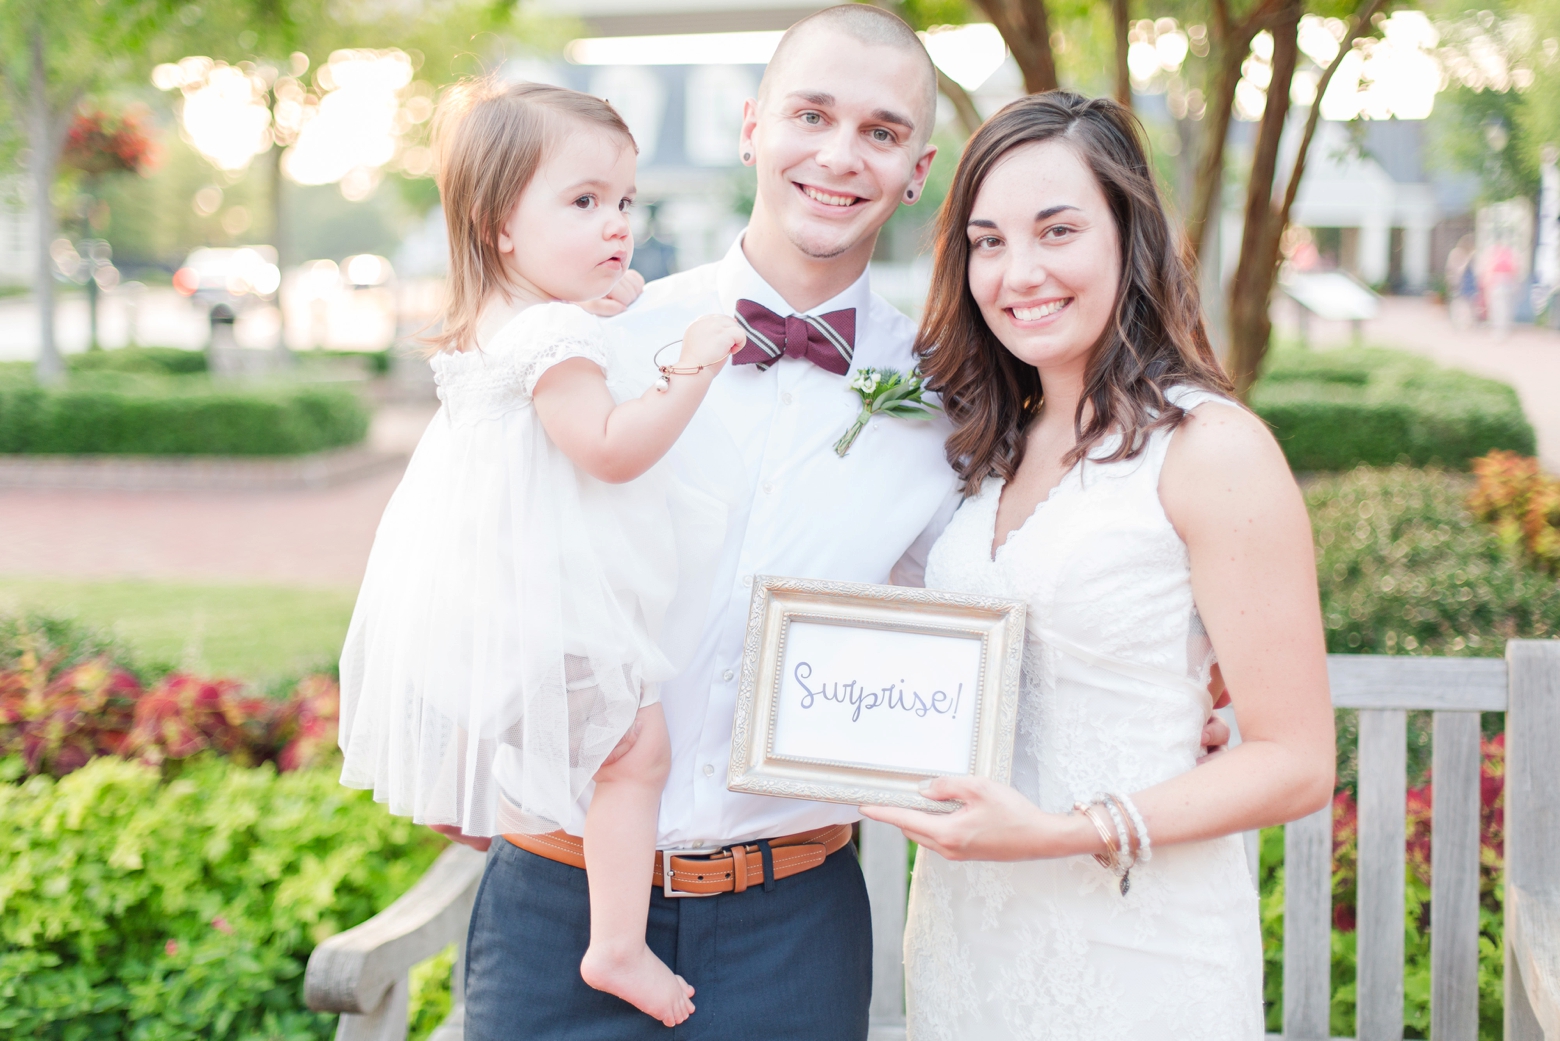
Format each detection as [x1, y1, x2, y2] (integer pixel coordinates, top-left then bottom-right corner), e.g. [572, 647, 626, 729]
[1160, 395, 1300, 530]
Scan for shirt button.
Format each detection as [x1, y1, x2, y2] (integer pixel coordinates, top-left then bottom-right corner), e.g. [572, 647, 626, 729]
[762, 482, 773, 494]
[781, 391, 793, 405]
[692, 840, 704, 848]
[742, 574, 753, 586]
[702, 764, 715, 777]
[722, 669, 734, 682]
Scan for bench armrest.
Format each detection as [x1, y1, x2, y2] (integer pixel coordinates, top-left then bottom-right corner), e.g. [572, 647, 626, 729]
[1511, 884, 1560, 1039]
[305, 843, 487, 1015]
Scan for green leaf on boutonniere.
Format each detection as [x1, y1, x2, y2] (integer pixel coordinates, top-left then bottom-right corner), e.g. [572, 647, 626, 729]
[835, 367, 940, 457]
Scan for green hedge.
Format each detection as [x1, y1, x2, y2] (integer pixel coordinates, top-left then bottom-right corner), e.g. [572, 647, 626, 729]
[0, 375, 369, 456]
[1250, 348, 1535, 471]
[0, 755, 444, 1041]
[68, 348, 209, 376]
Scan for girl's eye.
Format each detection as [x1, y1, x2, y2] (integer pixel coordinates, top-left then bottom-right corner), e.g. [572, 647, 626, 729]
[970, 236, 1001, 250]
[618, 197, 633, 212]
[574, 195, 597, 210]
[1044, 225, 1075, 239]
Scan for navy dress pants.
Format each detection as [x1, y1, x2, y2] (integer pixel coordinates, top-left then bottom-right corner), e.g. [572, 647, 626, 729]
[463, 837, 872, 1041]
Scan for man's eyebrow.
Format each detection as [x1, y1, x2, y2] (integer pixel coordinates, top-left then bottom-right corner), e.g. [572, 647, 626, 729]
[787, 90, 836, 107]
[1036, 205, 1080, 221]
[870, 107, 915, 132]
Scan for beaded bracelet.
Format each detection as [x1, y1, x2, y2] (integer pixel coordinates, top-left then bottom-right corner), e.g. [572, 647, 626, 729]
[1098, 796, 1137, 894]
[1113, 791, 1152, 865]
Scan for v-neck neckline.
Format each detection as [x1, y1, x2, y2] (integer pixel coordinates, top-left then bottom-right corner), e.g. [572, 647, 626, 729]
[986, 460, 1082, 563]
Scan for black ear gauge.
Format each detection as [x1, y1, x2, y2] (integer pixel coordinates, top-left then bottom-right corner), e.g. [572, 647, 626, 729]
[905, 189, 916, 201]
[742, 152, 752, 162]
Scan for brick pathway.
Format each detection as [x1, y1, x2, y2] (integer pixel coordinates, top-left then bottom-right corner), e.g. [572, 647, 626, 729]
[0, 404, 435, 587]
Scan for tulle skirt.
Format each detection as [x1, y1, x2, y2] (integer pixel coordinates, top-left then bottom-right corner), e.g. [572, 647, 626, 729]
[338, 401, 729, 837]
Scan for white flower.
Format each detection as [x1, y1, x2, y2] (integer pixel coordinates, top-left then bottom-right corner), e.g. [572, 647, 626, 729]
[851, 370, 880, 395]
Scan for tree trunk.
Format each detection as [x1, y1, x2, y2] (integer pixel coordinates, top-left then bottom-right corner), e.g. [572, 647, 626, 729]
[27, 26, 64, 384]
[1112, 0, 1133, 109]
[1225, 0, 1301, 396]
[1186, 45, 1244, 263]
[974, 0, 1059, 94]
[936, 69, 984, 138]
[268, 142, 291, 361]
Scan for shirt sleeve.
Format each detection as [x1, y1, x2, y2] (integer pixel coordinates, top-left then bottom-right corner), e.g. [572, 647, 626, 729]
[889, 487, 962, 588]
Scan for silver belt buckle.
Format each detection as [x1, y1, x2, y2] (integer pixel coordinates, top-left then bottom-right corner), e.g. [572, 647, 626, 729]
[661, 848, 720, 898]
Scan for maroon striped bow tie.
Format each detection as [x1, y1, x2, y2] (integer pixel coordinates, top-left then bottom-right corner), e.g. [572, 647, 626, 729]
[732, 299, 855, 375]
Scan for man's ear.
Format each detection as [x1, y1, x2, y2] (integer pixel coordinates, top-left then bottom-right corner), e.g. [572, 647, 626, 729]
[903, 143, 938, 206]
[738, 97, 759, 166]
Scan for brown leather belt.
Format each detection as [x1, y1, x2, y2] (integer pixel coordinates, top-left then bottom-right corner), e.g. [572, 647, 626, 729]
[504, 824, 854, 897]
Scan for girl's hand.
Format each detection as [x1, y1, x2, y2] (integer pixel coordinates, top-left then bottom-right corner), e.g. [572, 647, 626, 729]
[577, 270, 647, 317]
[678, 314, 745, 368]
[429, 823, 492, 852]
[860, 776, 1097, 863]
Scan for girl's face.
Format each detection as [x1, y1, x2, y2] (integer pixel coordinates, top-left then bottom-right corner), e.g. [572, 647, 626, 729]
[965, 139, 1121, 377]
[498, 127, 636, 304]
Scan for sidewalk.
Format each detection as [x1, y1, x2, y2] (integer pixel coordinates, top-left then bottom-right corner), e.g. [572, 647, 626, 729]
[1273, 296, 1560, 469]
[0, 403, 435, 587]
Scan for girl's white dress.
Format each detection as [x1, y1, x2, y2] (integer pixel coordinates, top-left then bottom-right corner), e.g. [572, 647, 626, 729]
[338, 302, 727, 837]
[905, 386, 1264, 1041]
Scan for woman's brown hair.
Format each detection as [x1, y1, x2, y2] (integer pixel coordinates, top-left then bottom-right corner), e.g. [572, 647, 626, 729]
[430, 77, 634, 354]
[916, 90, 1232, 495]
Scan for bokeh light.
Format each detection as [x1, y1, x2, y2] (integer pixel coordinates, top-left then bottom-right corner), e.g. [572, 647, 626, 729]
[282, 50, 413, 192]
[153, 60, 274, 171]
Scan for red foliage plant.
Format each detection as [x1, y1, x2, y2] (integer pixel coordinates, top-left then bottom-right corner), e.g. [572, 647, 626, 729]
[1469, 450, 1560, 572]
[61, 107, 158, 177]
[1329, 734, 1505, 932]
[0, 639, 338, 779]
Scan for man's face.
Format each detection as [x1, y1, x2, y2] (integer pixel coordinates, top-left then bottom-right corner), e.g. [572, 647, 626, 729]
[741, 34, 936, 262]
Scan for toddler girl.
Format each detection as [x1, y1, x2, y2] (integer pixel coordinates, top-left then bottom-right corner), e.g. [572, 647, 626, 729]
[337, 78, 743, 1027]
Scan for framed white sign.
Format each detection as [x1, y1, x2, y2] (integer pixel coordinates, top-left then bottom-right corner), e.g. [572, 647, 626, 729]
[728, 576, 1027, 813]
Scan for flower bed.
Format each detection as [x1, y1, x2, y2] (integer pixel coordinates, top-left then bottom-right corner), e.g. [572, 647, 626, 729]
[1250, 348, 1535, 472]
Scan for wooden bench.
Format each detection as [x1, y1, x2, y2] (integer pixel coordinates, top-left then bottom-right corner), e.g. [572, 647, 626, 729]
[304, 641, 1560, 1041]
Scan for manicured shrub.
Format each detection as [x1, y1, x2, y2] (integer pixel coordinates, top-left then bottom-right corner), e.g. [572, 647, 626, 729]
[68, 348, 208, 376]
[1306, 466, 1560, 657]
[0, 374, 368, 456]
[0, 755, 445, 1041]
[1251, 348, 1535, 471]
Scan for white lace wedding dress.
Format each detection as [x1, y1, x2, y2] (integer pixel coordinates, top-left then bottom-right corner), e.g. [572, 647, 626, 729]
[905, 386, 1264, 1041]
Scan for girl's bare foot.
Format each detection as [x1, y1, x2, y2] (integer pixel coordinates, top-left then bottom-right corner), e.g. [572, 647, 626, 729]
[580, 942, 696, 1026]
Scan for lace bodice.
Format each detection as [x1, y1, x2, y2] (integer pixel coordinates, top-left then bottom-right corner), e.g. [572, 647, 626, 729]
[430, 302, 609, 428]
[905, 385, 1264, 1041]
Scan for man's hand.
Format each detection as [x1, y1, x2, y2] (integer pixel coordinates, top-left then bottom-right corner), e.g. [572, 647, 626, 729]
[577, 270, 646, 317]
[1200, 663, 1232, 759]
[430, 824, 492, 852]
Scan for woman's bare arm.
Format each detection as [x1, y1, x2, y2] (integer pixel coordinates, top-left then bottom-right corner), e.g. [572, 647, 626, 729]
[862, 402, 1333, 861]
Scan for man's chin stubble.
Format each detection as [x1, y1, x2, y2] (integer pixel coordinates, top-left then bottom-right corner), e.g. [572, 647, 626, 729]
[787, 226, 865, 261]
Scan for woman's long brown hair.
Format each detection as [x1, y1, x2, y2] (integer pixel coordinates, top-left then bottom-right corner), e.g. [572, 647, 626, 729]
[916, 91, 1233, 496]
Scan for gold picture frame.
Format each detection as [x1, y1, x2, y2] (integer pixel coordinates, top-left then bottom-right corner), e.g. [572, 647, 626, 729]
[727, 575, 1028, 813]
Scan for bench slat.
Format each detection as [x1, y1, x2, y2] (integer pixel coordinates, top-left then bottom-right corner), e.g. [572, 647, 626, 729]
[1283, 805, 1333, 1040]
[1328, 656, 1507, 712]
[1356, 709, 1407, 1041]
[1430, 711, 1482, 1041]
[1505, 642, 1560, 1040]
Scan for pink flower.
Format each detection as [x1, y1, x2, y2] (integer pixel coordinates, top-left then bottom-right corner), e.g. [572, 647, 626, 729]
[165, 939, 179, 957]
[211, 916, 234, 935]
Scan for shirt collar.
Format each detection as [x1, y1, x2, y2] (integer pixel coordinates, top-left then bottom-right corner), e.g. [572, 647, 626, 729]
[714, 231, 873, 321]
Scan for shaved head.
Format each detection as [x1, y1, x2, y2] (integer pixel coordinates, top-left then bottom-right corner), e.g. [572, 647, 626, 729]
[759, 4, 939, 145]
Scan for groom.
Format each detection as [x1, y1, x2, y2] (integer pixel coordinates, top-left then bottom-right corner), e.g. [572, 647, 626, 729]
[461, 8, 953, 1040]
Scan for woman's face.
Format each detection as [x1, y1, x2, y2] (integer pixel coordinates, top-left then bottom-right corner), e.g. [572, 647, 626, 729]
[965, 139, 1121, 376]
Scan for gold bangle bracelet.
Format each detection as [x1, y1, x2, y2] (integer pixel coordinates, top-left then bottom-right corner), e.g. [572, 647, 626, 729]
[1074, 801, 1119, 872]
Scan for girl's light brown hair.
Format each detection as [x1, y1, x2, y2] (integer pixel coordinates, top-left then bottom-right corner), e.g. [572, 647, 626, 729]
[916, 90, 1233, 495]
[430, 77, 634, 353]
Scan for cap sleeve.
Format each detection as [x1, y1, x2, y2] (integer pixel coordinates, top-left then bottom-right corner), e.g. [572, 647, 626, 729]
[518, 302, 610, 397]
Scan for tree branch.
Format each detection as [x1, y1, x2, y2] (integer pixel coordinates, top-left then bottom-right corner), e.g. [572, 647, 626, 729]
[1275, 0, 1387, 232]
[1112, 0, 1132, 108]
[974, 0, 1059, 93]
[937, 68, 983, 138]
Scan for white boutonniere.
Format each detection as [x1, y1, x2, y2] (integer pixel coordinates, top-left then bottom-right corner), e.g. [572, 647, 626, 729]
[835, 367, 940, 457]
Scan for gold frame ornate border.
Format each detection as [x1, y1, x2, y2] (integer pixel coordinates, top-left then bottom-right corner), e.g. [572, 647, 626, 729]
[727, 575, 1027, 813]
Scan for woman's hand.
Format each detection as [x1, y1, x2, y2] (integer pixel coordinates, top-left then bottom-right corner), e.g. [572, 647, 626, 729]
[860, 776, 1098, 863]
[577, 269, 647, 317]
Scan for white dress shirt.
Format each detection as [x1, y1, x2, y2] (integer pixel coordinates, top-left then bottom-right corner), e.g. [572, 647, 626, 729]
[555, 235, 961, 848]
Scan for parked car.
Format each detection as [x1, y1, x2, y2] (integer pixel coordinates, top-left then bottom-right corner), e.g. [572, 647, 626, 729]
[172, 246, 282, 310]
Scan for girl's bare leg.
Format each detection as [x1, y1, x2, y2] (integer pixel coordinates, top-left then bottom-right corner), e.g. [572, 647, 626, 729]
[578, 704, 695, 1026]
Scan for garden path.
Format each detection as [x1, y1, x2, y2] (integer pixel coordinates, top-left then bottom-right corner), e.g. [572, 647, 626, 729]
[1274, 295, 1560, 469]
[0, 403, 435, 585]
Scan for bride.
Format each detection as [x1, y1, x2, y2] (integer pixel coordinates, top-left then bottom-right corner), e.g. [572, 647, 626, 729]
[861, 91, 1335, 1040]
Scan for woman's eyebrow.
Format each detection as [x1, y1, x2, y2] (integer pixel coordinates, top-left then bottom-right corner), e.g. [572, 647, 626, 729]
[1035, 205, 1080, 221]
[967, 218, 998, 229]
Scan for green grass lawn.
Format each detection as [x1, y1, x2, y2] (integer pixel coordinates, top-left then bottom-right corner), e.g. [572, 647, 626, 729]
[0, 577, 355, 680]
